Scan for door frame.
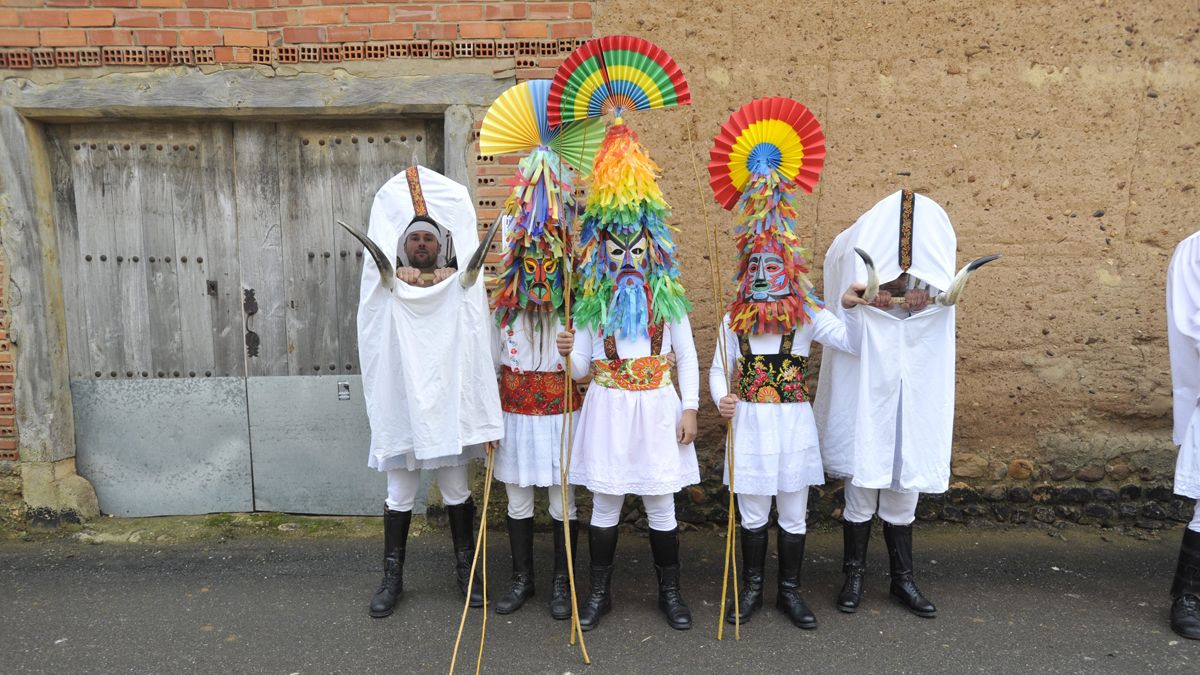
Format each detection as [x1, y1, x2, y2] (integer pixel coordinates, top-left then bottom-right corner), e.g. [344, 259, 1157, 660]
[0, 67, 512, 511]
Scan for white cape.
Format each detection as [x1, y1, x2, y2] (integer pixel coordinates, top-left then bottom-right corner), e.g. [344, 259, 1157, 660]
[357, 166, 503, 467]
[815, 190, 958, 493]
[1168, 230, 1200, 498]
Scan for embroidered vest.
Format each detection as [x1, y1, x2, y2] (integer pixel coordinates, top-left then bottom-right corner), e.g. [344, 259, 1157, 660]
[591, 325, 673, 391]
[735, 331, 810, 403]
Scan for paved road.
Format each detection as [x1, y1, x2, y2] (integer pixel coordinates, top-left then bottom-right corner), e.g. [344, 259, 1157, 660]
[1, 524, 1197, 674]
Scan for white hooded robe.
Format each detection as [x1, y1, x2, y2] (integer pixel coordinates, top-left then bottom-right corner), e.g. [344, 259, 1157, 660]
[1169, 230, 1200, 499]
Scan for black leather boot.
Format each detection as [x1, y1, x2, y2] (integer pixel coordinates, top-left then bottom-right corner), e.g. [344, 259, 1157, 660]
[726, 524, 768, 624]
[883, 522, 936, 618]
[578, 525, 618, 631]
[549, 519, 580, 620]
[446, 498, 484, 608]
[496, 516, 535, 614]
[369, 506, 411, 618]
[1170, 528, 1200, 640]
[649, 527, 692, 630]
[838, 519, 872, 613]
[776, 529, 817, 629]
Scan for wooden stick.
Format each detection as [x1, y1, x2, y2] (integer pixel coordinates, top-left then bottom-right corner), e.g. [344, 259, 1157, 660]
[449, 446, 495, 675]
[559, 254, 590, 664]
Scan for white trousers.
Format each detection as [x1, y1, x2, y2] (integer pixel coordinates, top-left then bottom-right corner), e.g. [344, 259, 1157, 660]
[386, 465, 471, 512]
[591, 492, 676, 531]
[737, 489, 810, 534]
[505, 483, 578, 521]
[843, 483, 920, 526]
[1191, 502, 1200, 533]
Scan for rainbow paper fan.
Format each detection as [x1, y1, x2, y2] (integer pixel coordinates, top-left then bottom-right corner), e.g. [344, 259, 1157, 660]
[548, 35, 691, 126]
[708, 97, 826, 210]
[480, 79, 605, 172]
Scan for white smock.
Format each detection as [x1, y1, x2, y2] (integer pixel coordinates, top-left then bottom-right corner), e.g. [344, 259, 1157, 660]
[567, 316, 701, 496]
[357, 166, 503, 472]
[814, 190, 958, 494]
[1169, 230, 1200, 499]
[709, 310, 853, 495]
[492, 315, 575, 487]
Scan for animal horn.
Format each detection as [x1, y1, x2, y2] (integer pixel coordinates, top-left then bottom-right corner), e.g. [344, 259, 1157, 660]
[853, 247, 880, 302]
[936, 254, 1002, 306]
[337, 220, 393, 290]
[459, 213, 504, 289]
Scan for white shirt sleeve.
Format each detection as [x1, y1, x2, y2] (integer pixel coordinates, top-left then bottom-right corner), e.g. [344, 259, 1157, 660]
[569, 325, 594, 381]
[708, 316, 736, 405]
[811, 309, 854, 354]
[669, 315, 700, 410]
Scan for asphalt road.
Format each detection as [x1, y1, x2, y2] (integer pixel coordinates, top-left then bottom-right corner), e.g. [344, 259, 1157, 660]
[1, 524, 1197, 674]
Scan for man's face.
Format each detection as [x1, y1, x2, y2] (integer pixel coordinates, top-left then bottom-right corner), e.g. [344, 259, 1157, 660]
[604, 231, 649, 286]
[742, 247, 790, 302]
[520, 251, 563, 310]
[404, 230, 441, 269]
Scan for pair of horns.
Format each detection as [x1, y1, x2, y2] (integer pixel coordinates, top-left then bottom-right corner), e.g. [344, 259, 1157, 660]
[853, 247, 1001, 307]
[336, 214, 504, 290]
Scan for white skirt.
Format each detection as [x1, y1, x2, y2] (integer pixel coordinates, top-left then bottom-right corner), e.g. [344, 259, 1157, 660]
[568, 383, 700, 496]
[493, 411, 576, 487]
[369, 443, 487, 472]
[723, 401, 825, 495]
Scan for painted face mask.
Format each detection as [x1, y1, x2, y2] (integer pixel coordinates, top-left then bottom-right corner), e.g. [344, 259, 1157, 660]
[742, 246, 791, 303]
[604, 230, 649, 286]
[519, 252, 564, 311]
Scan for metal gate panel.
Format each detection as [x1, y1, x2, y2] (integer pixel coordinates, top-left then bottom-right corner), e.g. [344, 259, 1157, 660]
[72, 378, 253, 516]
[246, 375, 383, 515]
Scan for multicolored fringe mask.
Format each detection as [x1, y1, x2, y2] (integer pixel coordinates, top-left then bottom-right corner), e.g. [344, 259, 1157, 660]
[490, 147, 576, 328]
[727, 171, 823, 335]
[573, 120, 692, 339]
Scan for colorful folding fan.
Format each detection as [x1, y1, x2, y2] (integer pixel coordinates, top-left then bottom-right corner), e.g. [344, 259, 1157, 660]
[708, 97, 826, 210]
[547, 35, 692, 125]
[479, 79, 604, 172]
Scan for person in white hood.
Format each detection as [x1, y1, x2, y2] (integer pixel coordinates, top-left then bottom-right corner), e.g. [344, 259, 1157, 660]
[355, 166, 503, 619]
[816, 189, 993, 619]
[1167, 230, 1200, 640]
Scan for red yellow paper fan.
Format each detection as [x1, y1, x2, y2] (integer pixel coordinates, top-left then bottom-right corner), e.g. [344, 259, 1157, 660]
[708, 97, 826, 210]
[548, 35, 691, 126]
[479, 80, 605, 172]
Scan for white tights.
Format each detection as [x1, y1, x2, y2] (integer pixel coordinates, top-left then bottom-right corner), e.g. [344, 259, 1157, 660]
[843, 483, 920, 526]
[591, 492, 677, 531]
[504, 483, 578, 521]
[1190, 502, 1200, 533]
[385, 465, 471, 512]
[737, 490, 810, 534]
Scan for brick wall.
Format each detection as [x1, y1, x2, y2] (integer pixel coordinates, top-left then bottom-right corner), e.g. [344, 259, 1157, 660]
[0, 246, 14, 462]
[0, 1, 591, 70]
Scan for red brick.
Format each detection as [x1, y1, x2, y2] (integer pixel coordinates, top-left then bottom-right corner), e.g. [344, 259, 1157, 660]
[45, 0, 89, 6]
[458, 21, 500, 39]
[346, 5, 387, 23]
[23, 10, 69, 27]
[179, 28, 222, 45]
[572, 3, 592, 19]
[209, 10, 251, 28]
[185, 0, 228, 8]
[529, 3, 571, 20]
[212, 44, 232, 60]
[415, 23, 454, 40]
[86, 28, 132, 45]
[326, 25, 367, 42]
[161, 10, 206, 27]
[223, 28, 264, 46]
[299, 6, 341, 24]
[255, 9, 294, 28]
[485, 2, 525, 20]
[369, 23, 411, 40]
[0, 10, 15, 28]
[94, 0, 139, 7]
[437, 4, 481, 22]
[40, 28, 86, 46]
[68, 9, 114, 27]
[230, 0, 273, 7]
[549, 20, 590, 38]
[504, 21, 547, 38]
[113, 10, 159, 27]
[135, 29, 177, 45]
[140, 0, 185, 7]
[274, 0, 321, 6]
[281, 25, 324, 42]
[394, 4, 433, 21]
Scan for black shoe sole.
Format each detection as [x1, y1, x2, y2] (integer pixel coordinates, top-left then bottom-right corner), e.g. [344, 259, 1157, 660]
[667, 620, 692, 630]
[578, 604, 611, 632]
[369, 607, 395, 619]
[891, 595, 936, 618]
[837, 604, 859, 614]
[1171, 624, 1200, 640]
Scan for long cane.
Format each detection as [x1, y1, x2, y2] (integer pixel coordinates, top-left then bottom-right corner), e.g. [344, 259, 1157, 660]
[558, 259, 590, 663]
[685, 113, 740, 640]
[449, 444, 495, 675]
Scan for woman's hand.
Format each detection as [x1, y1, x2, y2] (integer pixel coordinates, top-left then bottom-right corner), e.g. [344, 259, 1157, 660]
[718, 394, 738, 419]
[677, 409, 698, 444]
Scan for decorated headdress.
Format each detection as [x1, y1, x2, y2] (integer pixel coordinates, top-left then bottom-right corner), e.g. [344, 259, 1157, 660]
[548, 35, 694, 339]
[708, 97, 827, 335]
[484, 80, 604, 328]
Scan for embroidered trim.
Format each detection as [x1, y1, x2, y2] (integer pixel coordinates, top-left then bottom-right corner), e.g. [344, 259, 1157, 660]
[499, 367, 581, 415]
[591, 355, 672, 391]
[899, 188, 914, 272]
[603, 323, 663, 360]
[405, 166, 429, 218]
[737, 352, 810, 403]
